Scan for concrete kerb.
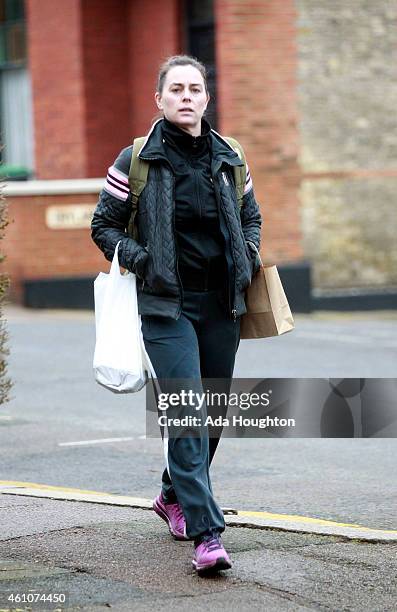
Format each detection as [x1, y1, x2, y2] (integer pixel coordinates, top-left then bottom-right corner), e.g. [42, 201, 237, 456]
[1, 481, 396, 543]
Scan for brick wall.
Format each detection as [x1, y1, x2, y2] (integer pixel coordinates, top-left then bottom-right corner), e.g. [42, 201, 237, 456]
[26, 0, 87, 179]
[13, 0, 307, 307]
[81, 0, 130, 178]
[127, 0, 181, 137]
[8, 0, 183, 305]
[26, 0, 180, 180]
[4, 192, 104, 303]
[215, 0, 303, 265]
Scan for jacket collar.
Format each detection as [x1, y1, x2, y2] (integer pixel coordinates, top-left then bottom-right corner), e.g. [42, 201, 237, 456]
[138, 118, 244, 168]
[162, 116, 211, 154]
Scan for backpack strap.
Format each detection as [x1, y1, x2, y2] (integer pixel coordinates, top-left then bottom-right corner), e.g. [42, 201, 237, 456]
[127, 136, 149, 239]
[224, 136, 247, 209]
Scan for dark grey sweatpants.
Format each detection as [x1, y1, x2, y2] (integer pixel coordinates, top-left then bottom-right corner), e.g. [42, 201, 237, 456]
[141, 287, 240, 539]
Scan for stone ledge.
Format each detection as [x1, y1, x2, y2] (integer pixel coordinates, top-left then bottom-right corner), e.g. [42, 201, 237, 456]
[3, 178, 104, 196]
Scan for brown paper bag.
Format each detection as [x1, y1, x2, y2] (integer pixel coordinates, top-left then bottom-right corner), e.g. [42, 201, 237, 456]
[240, 256, 295, 339]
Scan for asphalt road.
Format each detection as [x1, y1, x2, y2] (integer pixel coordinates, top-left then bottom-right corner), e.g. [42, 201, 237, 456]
[1, 306, 396, 530]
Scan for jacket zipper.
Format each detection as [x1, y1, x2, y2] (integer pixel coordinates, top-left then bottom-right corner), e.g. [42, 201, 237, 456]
[193, 166, 201, 219]
[212, 165, 237, 322]
[221, 169, 238, 322]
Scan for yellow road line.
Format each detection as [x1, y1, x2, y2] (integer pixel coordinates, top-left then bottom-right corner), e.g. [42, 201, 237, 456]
[237, 510, 397, 534]
[0, 480, 111, 496]
[1, 480, 396, 535]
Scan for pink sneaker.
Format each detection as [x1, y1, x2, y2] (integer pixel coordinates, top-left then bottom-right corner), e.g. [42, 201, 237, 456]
[153, 492, 189, 541]
[192, 532, 232, 574]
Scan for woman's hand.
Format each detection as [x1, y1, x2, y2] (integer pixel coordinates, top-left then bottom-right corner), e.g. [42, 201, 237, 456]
[134, 246, 150, 280]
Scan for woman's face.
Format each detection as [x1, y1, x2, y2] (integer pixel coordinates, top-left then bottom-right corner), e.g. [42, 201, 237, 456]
[155, 65, 210, 135]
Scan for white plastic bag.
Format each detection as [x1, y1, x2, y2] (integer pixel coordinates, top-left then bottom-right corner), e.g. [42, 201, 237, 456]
[93, 241, 152, 393]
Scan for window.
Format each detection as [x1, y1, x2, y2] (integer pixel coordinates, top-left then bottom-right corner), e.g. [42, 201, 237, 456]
[183, 0, 218, 129]
[0, 0, 34, 179]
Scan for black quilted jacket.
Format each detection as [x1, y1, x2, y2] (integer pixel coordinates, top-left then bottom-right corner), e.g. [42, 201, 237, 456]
[91, 119, 262, 321]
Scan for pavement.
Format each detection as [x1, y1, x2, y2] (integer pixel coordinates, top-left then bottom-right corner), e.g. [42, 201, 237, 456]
[0, 483, 396, 611]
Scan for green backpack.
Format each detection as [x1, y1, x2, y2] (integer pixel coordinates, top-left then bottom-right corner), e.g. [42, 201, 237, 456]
[127, 135, 247, 240]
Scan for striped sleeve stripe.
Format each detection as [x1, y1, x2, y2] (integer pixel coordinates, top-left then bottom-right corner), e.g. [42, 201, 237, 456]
[244, 164, 253, 194]
[109, 164, 129, 185]
[104, 165, 130, 201]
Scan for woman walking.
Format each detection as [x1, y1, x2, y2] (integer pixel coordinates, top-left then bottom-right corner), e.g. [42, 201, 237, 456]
[91, 55, 262, 575]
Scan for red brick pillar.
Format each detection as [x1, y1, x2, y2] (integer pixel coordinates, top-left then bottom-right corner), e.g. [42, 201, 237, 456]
[81, 0, 130, 177]
[127, 0, 181, 137]
[215, 0, 303, 263]
[26, 0, 87, 179]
